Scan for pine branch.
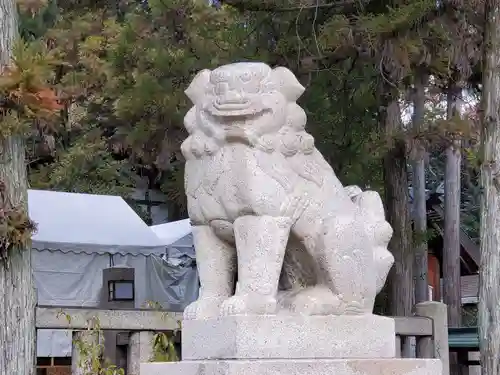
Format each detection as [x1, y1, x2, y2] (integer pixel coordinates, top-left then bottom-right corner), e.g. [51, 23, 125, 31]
[222, 0, 369, 13]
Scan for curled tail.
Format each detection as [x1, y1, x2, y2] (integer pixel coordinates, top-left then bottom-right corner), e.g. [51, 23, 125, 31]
[278, 186, 394, 306]
[346, 186, 394, 295]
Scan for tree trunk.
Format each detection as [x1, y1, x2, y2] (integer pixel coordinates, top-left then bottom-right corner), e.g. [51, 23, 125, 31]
[479, 1, 500, 373]
[412, 71, 429, 304]
[381, 85, 414, 317]
[0, 136, 36, 375]
[167, 201, 184, 222]
[0, 0, 37, 374]
[443, 81, 462, 329]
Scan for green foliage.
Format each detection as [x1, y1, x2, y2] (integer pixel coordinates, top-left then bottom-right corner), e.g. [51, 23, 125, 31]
[58, 306, 179, 374]
[54, 311, 126, 375]
[319, 0, 437, 53]
[14, 0, 269, 210]
[413, 228, 437, 247]
[29, 134, 133, 195]
[0, 39, 62, 138]
[151, 333, 179, 362]
[18, 0, 59, 40]
[74, 328, 124, 375]
[0, 181, 37, 260]
[462, 304, 478, 328]
[461, 146, 481, 243]
[142, 301, 181, 363]
[302, 61, 384, 189]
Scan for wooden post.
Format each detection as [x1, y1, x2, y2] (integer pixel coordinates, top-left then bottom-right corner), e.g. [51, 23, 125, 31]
[395, 335, 402, 358]
[415, 301, 449, 375]
[127, 331, 154, 375]
[72, 330, 100, 375]
[456, 349, 470, 375]
[416, 335, 433, 359]
[401, 336, 414, 358]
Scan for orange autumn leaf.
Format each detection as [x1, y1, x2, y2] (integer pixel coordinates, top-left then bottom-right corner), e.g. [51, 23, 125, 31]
[35, 88, 64, 112]
[7, 87, 62, 114]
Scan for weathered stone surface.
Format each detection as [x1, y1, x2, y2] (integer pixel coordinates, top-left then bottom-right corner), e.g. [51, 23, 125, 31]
[181, 62, 395, 319]
[141, 359, 442, 375]
[182, 315, 396, 360]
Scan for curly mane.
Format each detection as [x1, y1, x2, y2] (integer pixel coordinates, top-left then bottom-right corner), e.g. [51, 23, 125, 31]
[181, 103, 316, 161]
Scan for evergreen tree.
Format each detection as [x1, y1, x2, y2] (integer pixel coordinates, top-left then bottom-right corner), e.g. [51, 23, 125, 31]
[0, 0, 61, 373]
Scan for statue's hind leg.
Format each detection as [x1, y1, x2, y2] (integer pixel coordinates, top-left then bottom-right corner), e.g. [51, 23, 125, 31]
[316, 214, 377, 315]
[277, 235, 344, 315]
[220, 215, 292, 316]
[277, 202, 345, 316]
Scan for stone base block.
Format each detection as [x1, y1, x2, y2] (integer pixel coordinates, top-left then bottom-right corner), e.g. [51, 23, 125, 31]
[181, 315, 396, 360]
[141, 359, 442, 375]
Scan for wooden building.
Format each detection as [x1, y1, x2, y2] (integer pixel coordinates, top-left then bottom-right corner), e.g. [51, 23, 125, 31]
[424, 193, 479, 307]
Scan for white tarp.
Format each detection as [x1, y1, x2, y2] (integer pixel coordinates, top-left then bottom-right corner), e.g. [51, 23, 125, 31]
[150, 220, 199, 311]
[28, 190, 171, 357]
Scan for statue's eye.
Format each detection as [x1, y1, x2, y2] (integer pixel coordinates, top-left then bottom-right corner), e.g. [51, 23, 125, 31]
[212, 71, 228, 83]
[240, 72, 252, 82]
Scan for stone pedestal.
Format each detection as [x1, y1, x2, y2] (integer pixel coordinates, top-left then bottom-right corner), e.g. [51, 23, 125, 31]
[182, 315, 396, 360]
[142, 359, 441, 375]
[140, 315, 443, 375]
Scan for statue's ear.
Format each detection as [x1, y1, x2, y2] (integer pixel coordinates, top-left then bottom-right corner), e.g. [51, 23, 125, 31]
[355, 191, 386, 221]
[271, 67, 305, 102]
[344, 185, 363, 199]
[185, 69, 211, 105]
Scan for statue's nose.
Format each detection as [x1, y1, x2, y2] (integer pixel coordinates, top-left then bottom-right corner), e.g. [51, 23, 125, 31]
[216, 83, 245, 103]
[224, 91, 245, 103]
[215, 82, 229, 95]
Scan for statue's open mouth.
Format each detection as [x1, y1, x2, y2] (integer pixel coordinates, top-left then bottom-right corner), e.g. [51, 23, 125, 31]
[209, 97, 264, 117]
[205, 108, 269, 123]
[213, 99, 251, 111]
[200, 108, 272, 145]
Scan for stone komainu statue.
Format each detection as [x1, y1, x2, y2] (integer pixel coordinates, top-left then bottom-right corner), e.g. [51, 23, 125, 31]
[181, 62, 394, 319]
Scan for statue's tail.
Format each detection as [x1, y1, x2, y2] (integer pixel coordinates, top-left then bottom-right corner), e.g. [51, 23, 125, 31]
[278, 186, 395, 297]
[374, 247, 395, 294]
[346, 185, 395, 295]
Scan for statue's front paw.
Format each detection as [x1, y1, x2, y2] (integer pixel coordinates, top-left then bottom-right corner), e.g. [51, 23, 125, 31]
[184, 297, 227, 320]
[220, 294, 277, 316]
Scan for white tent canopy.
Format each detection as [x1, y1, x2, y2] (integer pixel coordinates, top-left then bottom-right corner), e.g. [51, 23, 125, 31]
[151, 218, 192, 246]
[30, 189, 165, 254]
[28, 190, 174, 357]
